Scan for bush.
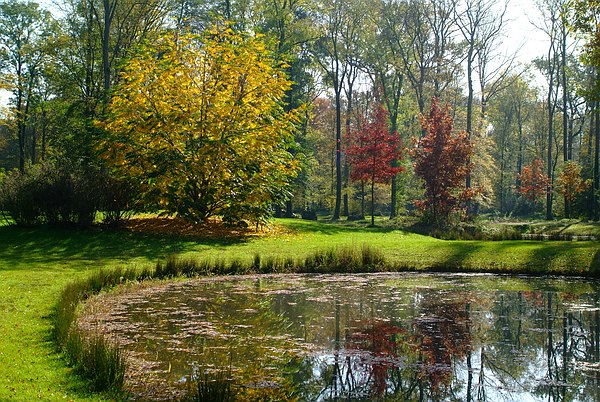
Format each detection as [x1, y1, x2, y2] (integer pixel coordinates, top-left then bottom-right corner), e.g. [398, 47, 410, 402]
[301, 209, 318, 220]
[0, 160, 139, 227]
[100, 175, 138, 226]
[0, 160, 101, 226]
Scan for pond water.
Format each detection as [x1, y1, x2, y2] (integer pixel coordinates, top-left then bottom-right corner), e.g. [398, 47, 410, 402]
[82, 273, 600, 401]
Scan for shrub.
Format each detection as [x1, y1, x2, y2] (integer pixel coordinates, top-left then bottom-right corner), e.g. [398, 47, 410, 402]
[99, 175, 138, 226]
[301, 245, 385, 272]
[301, 209, 318, 220]
[0, 160, 100, 226]
[0, 159, 140, 227]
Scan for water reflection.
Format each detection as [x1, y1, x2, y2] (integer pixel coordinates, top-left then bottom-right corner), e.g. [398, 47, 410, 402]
[82, 273, 600, 401]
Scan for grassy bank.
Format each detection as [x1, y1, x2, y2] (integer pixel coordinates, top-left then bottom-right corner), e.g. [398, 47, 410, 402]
[1, 218, 599, 400]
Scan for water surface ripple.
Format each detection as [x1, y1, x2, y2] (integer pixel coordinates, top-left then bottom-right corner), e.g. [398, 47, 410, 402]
[80, 273, 600, 401]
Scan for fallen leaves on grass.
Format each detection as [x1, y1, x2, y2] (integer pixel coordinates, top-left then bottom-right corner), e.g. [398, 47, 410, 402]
[122, 217, 293, 239]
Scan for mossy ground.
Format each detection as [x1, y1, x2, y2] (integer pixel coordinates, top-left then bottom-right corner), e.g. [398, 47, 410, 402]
[0, 217, 598, 400]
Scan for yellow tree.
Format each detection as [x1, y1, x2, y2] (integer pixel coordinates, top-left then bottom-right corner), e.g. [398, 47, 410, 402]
[99, 27, 301, 225]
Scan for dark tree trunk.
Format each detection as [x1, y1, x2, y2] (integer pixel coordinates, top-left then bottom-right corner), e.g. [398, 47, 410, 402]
[562, 22, 570, 218]
[594, 101, 600, 221]
[370, 179, 375, 226]
[360, 181, 365, 218]
[333, 88, 342, 220]
[466, 43, 474, 192]
[285, 200, 293, 218]
[102, 0, 116, 105]
[343, 193, 348, 217]
[516, 109, 524, 191]
[41, 109, 47, 161]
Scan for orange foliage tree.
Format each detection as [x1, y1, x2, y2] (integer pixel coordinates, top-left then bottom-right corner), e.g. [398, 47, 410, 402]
[516, 159, 551, 207]
[556, 161, 591, 217]
[411, 98, 475, 224]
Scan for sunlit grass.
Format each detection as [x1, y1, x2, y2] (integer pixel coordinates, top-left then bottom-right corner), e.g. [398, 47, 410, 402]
[0, 217, 598, 400]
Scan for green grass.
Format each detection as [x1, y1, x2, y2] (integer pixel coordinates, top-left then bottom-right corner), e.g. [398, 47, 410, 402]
[1, 218, 599, 400]
[489, 218, 600, 237]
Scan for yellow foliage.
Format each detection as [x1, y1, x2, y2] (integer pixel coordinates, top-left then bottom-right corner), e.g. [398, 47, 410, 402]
[471, 133, 497, 209]
[99, 26, 302, 223]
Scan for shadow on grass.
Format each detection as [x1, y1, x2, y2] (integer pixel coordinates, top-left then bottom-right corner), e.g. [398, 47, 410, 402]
[280, 218, 403, 236]
[418, 239, 600, 276]
[429, 241, 483, 271]
[590, 249, 600, 276]
[526, 241, 600, 276]
[0, 225, 248, 271]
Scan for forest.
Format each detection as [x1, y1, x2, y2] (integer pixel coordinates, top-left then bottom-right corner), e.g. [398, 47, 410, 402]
[0, 0, 599, 226]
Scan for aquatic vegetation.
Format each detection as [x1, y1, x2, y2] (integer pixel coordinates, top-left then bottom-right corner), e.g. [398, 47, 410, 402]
[51, 245, 386, 395]
[77, 273, 600, 401]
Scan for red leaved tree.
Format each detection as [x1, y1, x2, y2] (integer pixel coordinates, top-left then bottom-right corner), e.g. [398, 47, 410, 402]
[346, 106, 403, 226]
[517, 159, 551, 208]
[411, 98, 475, 224]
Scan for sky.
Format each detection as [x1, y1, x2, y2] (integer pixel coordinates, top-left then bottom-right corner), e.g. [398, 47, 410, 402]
[1, 0, 554, 107]
[505, 0, 554, 69]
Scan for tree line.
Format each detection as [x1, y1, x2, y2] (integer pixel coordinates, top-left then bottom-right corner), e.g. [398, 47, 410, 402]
[0, 0, 599, 226]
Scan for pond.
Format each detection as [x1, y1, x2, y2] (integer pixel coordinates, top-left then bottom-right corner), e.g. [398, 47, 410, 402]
[80, 273, 600, 401]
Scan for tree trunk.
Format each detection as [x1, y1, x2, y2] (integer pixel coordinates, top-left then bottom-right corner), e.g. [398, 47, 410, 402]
[343, 193, 348, 217]
[16, 60, 25, 172]
[516, 108, 524, 191]
[547, 114, 554, 221]
[384, 72, 403, 219]
[360, 181, 365, 218]
[500, 148, 505, 214]
[390, 175, 397, 219]
[547, 55, 555, 221]
[102, 0, 115, 105]
[370, 179, 375, 226]
[25, 74, 35, 165]
[562, 21, 570, 218]
[466, 43, 474, 192]
[594, 101, 600, 221]
[41, 109, 47, 161]
[18, 118, 25, 172]
[285, 200, 293, 218]
[343, 82, 354, 218]
[333, 88, 342, 220]
[588, 103, 595, 218]
[389, 83, 401, 219]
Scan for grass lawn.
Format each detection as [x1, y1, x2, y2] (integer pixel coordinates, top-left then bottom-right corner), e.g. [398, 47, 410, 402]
[1, 218, 599, 401]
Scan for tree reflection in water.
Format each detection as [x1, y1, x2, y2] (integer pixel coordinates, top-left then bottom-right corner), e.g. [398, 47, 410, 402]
[80, 273, 600, 401]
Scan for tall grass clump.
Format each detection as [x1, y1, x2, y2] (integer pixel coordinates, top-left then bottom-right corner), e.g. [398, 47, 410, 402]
[158, 244, 388, 276]
[300, 245, 386, 273]
[185, 369, 236, 402]
[65, 331, 127, 392]
[52, 267, 144, 393]
[155, 256, 252, 278]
